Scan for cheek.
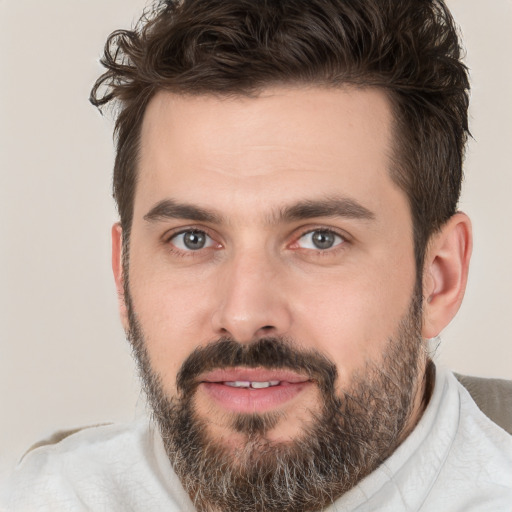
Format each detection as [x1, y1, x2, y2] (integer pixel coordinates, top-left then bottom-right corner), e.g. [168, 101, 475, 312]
[289, 256, 416, 378]
[127, 257, 219, 394]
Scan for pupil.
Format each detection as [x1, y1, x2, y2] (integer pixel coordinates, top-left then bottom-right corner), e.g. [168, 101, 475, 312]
[184, 231, 206, 250]
[312, 231, 334, 249]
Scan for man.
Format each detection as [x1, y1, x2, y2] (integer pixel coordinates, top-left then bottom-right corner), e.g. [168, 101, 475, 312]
[2, 0, 511, 510]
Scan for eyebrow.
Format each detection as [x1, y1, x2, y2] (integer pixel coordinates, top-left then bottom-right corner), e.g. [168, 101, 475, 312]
[278, 197, 375, 223]
[144, 199, 223, 224]
[143, 196, 375, 225]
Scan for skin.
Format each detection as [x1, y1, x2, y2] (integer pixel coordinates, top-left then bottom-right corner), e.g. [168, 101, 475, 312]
[112, 86, 472, 450]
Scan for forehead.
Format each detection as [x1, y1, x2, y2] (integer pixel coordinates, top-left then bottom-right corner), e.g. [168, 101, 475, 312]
[136, 86, 405, 223]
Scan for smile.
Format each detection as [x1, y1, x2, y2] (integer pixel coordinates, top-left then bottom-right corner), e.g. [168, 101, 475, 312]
[224, 381, 281, 388]
[198, 368, 312, 413]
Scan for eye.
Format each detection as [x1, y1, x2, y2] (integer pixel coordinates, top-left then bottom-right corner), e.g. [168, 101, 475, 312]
[296, 229, 344, 250]
[170, 230, 216, 251]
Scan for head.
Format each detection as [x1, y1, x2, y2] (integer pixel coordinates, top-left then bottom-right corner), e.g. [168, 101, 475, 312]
[91, 0, 470, 274]
[91, 0, 472, 510]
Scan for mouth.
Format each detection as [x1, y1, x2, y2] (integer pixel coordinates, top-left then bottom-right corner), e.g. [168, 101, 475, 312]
[198, 367, 312, 414]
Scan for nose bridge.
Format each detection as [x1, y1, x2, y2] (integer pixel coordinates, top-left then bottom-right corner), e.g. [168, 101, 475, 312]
[211, 244, 292, 342]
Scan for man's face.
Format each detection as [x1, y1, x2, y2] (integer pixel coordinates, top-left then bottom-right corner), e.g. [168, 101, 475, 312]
[119, 86, 428, 509]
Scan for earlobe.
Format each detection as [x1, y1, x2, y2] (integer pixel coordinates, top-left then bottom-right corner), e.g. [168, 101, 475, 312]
[112, 223, 129, 331]
[422, 213, 472, 339]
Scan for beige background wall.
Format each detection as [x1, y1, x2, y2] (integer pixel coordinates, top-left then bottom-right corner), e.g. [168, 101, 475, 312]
[1, 0, 511, 477]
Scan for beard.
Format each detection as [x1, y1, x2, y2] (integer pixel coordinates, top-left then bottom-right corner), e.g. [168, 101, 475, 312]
[125, 289, 428, 512]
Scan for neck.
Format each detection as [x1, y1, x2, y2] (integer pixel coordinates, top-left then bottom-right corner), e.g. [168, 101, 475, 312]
[400, 358, 435, 443]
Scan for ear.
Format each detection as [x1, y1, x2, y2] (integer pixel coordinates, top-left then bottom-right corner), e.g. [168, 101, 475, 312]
[112, 223, 129, 332]
[421, 213, 472, 338]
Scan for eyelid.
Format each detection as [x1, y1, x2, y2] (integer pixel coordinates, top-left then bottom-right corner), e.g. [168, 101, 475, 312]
[161, 224, 350, 254]
[164, 226, 222, 252]
[163, 225, 216, 242]
[289, 225, 351, 251]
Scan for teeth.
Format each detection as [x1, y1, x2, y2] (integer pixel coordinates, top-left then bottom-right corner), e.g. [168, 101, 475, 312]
[251, 381, 280, 388]
[225, 381, 251, 388]
[251, 381, 271, 389]
[224, 381, 281, 388]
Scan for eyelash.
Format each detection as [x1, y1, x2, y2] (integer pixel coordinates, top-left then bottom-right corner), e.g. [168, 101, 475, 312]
[291, 227, 349, 255]
[163, 226, 350, 258]
[164, 227, 221, 258]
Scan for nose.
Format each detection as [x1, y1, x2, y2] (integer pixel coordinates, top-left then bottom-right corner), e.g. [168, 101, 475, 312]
[211, 249, 293, 342]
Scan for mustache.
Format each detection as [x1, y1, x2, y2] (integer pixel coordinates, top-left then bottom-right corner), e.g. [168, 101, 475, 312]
[176, 337, 338, 397]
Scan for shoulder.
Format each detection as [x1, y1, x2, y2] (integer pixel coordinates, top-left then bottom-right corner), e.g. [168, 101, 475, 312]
[455, 372, 512, 435]
[0, 419, 186, 512]
[442, 371, 512, 506]
[16, 420, 148, 476]
[409, 368, 512, 511]
[453, 371, 512, 463]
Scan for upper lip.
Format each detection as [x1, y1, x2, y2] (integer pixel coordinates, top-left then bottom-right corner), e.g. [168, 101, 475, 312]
[200, 367, 310, 384]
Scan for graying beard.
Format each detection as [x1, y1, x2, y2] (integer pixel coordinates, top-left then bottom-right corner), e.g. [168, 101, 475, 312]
[231, 410, 283, 435]
[159, 354, 416, 512]
[126, 297, 424, 512]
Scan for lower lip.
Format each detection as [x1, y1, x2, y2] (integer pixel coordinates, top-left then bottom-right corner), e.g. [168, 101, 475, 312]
[200, 381, 311, 414]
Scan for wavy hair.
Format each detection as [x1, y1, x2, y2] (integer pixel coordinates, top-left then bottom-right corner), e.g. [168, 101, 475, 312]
[90, 0, 470, 271]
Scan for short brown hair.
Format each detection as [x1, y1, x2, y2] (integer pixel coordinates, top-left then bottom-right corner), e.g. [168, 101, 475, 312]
[90, 0, 470, 271]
